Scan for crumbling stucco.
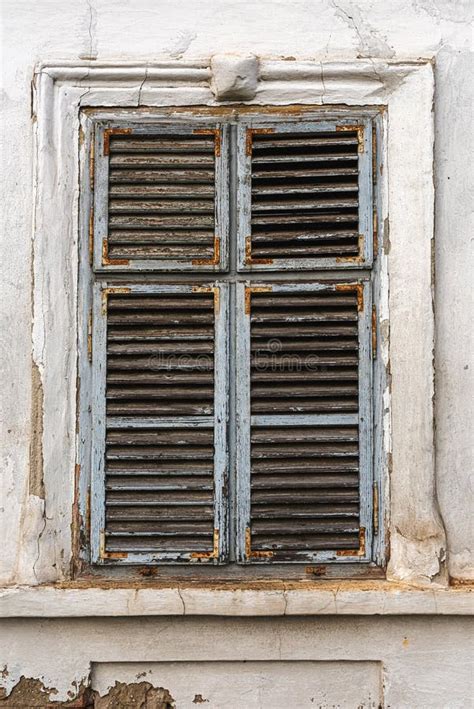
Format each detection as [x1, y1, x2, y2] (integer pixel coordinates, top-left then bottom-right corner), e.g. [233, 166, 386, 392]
[29, 362, 45, 499]
[0, 677, 175, 709]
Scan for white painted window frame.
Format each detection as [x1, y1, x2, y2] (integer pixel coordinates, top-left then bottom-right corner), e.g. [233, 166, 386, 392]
[29, 59, 444, 600]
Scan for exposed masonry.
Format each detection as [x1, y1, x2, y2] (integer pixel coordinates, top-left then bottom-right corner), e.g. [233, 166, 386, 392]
[29, 362, 44, 499]
[0, 677, 176, 708]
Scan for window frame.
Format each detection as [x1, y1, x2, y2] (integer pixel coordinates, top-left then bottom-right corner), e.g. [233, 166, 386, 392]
[27, 60, 444, 592]
[82, 108, 384, 573]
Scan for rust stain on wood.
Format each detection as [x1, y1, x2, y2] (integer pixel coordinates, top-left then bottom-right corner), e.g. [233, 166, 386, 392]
[245, 127, 275, 156]
[103, 551, 129, 559]
[190, 529, 219, 559]
[372, 123, 377, 184]
[373, 482, 379, 536]
[102, 238, 130, 267]
[305, 565, 327, 577]
[192, 285, 220, 315]
[89, 133, 95, 188]
[336, 233, 365, 264]
[244, 285, 272, 315]
[88, 207, 94, 266]
[103, 127, 132, 156]
[245, 236, 273, 266]
[192, 235, 220, 266]
[193, 127, 221, 157]
[336, 123, 364, 153]
[335, 283, 364, 312]
[70, 463, 83, 578]
[372, 304, 377, 357]
[336, 527, 366, 557]
[101, 287, 132, 315]
[245, 527, 274, 559]
[87, 309, 93, 362]
[373, 211, 378, 258]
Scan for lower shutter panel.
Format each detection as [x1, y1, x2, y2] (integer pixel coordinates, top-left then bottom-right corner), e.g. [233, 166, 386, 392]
[238, 283, 372, 563]
[92, 285, 228, 563]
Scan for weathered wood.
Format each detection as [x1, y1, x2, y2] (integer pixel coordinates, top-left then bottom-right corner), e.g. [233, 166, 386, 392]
[252, 153, 358, 164]
[109, 138, 215, 152]
[109, 153, 215, 167]
[108, 230, 215, 243]
[252, 136, 359, 148]
[109, 198, 214, 213]
[109, 168, 215, 182]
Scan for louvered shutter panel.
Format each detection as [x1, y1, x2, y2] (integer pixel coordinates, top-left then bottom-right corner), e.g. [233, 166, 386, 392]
[91, 284, 228, 564]
[237, 120, 372, 270]
[93, 124, 229, 271]
[236, 282, 372, 563]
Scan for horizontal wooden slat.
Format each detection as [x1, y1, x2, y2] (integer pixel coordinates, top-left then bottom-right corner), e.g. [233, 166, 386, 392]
[252, 153, 358, 164]
[252, 503, 359, 518]
[105, 537, 213, 552]
[109, 198, 214, 214]
[252, 135, 358, 148]
[109, 154, 214, 167]
[110, 138, 215, 152]
[106, 505, 214, 521]
[108, 231, 214, 244]
[109, 169, 215, 183]
[250, 535, 359, 551]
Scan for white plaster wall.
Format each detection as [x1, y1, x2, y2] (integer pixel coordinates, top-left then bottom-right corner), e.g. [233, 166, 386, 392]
[1, 616, 473, 707]
[0, 1, 473, 705]
[1, 0, 472, 587]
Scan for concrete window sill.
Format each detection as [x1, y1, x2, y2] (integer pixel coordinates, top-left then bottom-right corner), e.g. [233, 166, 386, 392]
[0, 582, 472, 617]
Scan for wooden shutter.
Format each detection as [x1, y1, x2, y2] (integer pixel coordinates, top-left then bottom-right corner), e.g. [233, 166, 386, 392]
[236, 281, 372, 563]
[93, 124, 229, 271]
[91, 284, 229, 564]
[237, 120, 372, 270]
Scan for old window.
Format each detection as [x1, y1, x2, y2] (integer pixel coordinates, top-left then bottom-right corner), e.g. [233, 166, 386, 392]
[86, 113, 381, 571]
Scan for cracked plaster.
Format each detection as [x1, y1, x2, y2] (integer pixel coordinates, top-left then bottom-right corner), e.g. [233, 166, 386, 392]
[0, 3, 472, 706]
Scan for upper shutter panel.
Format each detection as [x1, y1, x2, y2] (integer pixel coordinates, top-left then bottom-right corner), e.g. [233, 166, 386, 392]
[94, 125, 229, 271]
[237, 121, 373, 270]
[91, 284, 229, 564]
[236, 282, 373, 563]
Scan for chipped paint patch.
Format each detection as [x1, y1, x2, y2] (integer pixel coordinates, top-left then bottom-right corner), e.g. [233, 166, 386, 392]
[0, 678, 175, 708]
[29, 361, 44, 499]
[94, 682, 175, 709]
[0, 677, 89, 707]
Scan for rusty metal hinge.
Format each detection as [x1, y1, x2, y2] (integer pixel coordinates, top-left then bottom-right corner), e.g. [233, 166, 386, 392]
[373, 482, 379, 536]
[87, 308, 93, 362]
[372, 304, 377, 358]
